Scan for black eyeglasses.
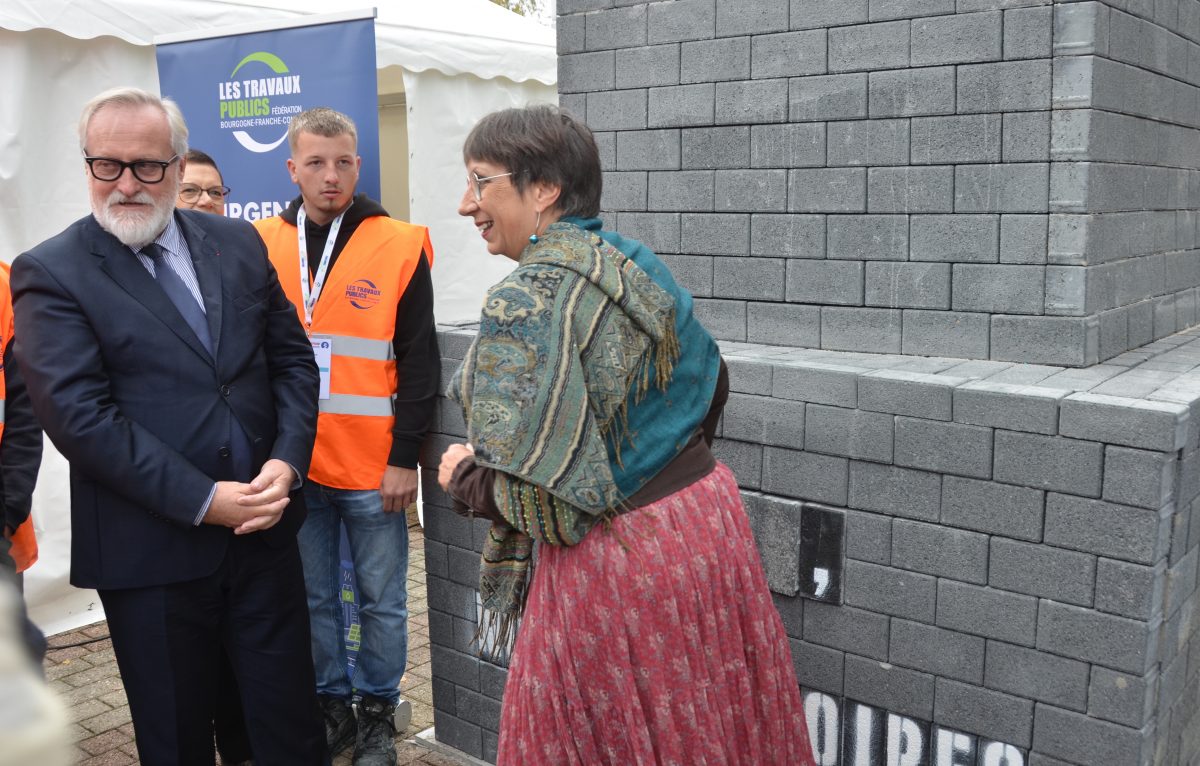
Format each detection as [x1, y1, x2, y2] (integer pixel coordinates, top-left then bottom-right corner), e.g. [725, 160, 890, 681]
[84, 154, 180, 184]
[179, 184, 231, 203]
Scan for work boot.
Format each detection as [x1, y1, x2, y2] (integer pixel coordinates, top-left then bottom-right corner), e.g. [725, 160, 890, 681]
[353, 694, 398, 766]
[319, 694, 356, 758]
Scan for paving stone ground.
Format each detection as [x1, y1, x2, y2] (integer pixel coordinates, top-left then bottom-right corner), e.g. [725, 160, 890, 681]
[42, 510, 467, 766]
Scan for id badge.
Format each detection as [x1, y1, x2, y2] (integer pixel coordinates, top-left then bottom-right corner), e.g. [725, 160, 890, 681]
[310, 335, 332, 400]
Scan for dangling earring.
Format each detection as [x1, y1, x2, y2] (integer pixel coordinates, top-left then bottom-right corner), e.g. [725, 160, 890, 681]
[529, 210, 542, 244]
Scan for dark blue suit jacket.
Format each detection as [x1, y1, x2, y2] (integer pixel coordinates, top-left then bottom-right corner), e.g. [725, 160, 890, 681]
[11, 210, 319, 590]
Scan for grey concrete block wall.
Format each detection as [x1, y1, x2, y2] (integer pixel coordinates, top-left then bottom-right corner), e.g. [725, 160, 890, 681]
[425, 324, 1200, 765]
[555, 0, 1200, 366]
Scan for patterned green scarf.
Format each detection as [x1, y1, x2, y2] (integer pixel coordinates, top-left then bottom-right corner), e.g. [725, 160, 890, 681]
[448, 221, 679, 651]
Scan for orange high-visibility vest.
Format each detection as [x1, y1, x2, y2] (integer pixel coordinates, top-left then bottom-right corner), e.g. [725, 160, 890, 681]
[257, 214, 433, 490]
[0, 263, 36, 572]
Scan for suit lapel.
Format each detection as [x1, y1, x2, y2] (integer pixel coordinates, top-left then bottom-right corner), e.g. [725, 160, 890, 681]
[176, 212, 223, 360]
[89, 216, 214, 365]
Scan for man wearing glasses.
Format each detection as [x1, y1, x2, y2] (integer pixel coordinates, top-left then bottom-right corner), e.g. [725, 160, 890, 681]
[177, 148, 232, 216]
[255, 107, 437, 766]
[10, 87, 326, 765]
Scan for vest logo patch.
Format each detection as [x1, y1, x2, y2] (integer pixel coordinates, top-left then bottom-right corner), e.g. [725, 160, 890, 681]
[346, 279, 382, 310]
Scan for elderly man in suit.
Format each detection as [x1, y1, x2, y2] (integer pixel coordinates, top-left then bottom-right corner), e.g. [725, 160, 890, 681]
[11, 87, 324, 766]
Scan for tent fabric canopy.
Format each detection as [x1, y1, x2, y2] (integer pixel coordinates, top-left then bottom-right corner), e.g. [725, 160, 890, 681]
[0, 0, 555, 84]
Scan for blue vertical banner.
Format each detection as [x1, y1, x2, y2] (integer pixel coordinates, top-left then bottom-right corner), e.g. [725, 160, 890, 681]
[155, 12, 380, 222]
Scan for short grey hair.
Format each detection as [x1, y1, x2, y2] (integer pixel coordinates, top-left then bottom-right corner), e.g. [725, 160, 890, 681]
[287, 107, 358, 154]
[78, 87, 189, 158]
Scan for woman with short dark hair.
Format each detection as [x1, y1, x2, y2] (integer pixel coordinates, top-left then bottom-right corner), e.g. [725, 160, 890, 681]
[438, 105, 815, 765]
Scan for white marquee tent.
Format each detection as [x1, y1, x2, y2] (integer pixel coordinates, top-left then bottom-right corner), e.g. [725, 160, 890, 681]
[0, 0, 556, 634]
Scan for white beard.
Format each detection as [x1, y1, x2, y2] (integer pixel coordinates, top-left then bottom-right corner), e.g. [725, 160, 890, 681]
[91, 184, 178, 249]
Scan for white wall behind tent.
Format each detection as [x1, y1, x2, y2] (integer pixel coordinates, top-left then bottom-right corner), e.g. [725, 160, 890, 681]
[0, 0, 556, 635]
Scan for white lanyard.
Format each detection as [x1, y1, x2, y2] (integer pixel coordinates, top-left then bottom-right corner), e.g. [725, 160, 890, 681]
[296, 206, 345, 328]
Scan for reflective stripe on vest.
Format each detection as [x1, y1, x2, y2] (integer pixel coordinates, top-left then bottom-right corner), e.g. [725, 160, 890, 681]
[327, 334, 393, 362]
[318, 393, 394, 417]
[0, 399, 6, 423]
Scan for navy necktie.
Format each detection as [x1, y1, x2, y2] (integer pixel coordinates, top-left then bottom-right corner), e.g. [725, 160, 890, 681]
[142, 243, 213, 355]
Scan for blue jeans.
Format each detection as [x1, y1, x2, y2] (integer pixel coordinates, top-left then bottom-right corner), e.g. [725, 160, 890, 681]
[297, 482, 408, 705]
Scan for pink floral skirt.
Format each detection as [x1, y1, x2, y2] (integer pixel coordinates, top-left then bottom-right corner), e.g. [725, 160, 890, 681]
[496, 462, 815, 766]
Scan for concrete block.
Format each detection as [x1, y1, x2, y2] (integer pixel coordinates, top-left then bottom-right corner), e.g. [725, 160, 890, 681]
[844, 654, 936, 721]
[616, 212, 681, 255]
[849, 461, 942, 521]
[715, 256, 785, 300]
[585, 89, 648, 131]
[892, 518, 990, 583]
[1004, 6, 1054, 59]
[648, 170, 714, 211]
[1052, 1, 1109, 58]
[743, 492, 804, 596]
[715, 170, 787, 213]
[989, 537, 1095, 606]
[717, 0, 789, 35]
[721, 354, 772, 395]
[828, 214, 909, 260]
[789, 0, 869, 29]
[828, 120, 911, 167]
[911, 11, 1003, 66]
[993, 431, 1103, 497]
[751, 30, 827, 78]
[616, 129, 680, 171]
[952, 263, 1046, 314]
[868, 66, 956, 117]
[434, 711, 483, 758]
[789, 73, 869, 121]
[901, 310, 992, 358]
[711, 437, 761, 487]
[1061, 392, 1190, 452]
[1000, 214, 1048, 264]
[1164, 545, 1198, 614]
[803, 600, 891, 661]
[647, 83, 714, 128]
[1089, 666, 1158, 729]
[559, 51, 615, 94]
[934, 678, 1035, 748]
[1003, 112, 1051, 163]
[763, 447, 849, 505]
[682, 126, 749, 171]
[895, 416, 994, 479]
[858, 369, 959, 420]
[648, 0, 715, 44]
[715, 78, 789, 124]
[772, 359, 864, 406]
[953, 379, 1064, 435]
[806, 403, 894, 462]
[692, 298, 746, 341]
[1129, 300, 1155, 347]
[746, 303, 822, 346]
[557, 11, 585, 55]
[985, 641, 1090, 711]
[680, 212, 748, 255]
[750, 123, 825, 169]
[616, 44, 680, 89]
[1045, 493, 1163, 565]
[865, 262, 951, 309]
[723, 392, 806, 449]
[944, 476, 1045, 541]
[867, 166, 955, 213]
[1103, 445, 1177, 509]
[1099, 307, 1130, 361]
[789, 168, 867, 212]
[821, 307, 902, 352]
[1033, 699, 1154, 764]
[786, 259, 864, 306]
[829, 20, 911, 72]
[845, 559, 937, 621]
[891, 618, 986, 685]
[660, 254, 712, 296]
[911, 115, 1003, 164]
[845, 508, 892, 564]
[910, 214, 999, 262]
[680, 37, 750, 84]
[954, 163, 1050, 214]
[990, 315, 1100, 367]
[958, 59, 1053, 112]
[937, 580, 1039, 646]
[751, 214, 825, 258]
[790, 638, 846, 696]
[584, 5, 647, 51]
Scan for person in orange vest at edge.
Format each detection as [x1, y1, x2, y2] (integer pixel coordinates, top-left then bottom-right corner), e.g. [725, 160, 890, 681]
[254, 107, 438, 766]
[0, 261, 45, 669]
